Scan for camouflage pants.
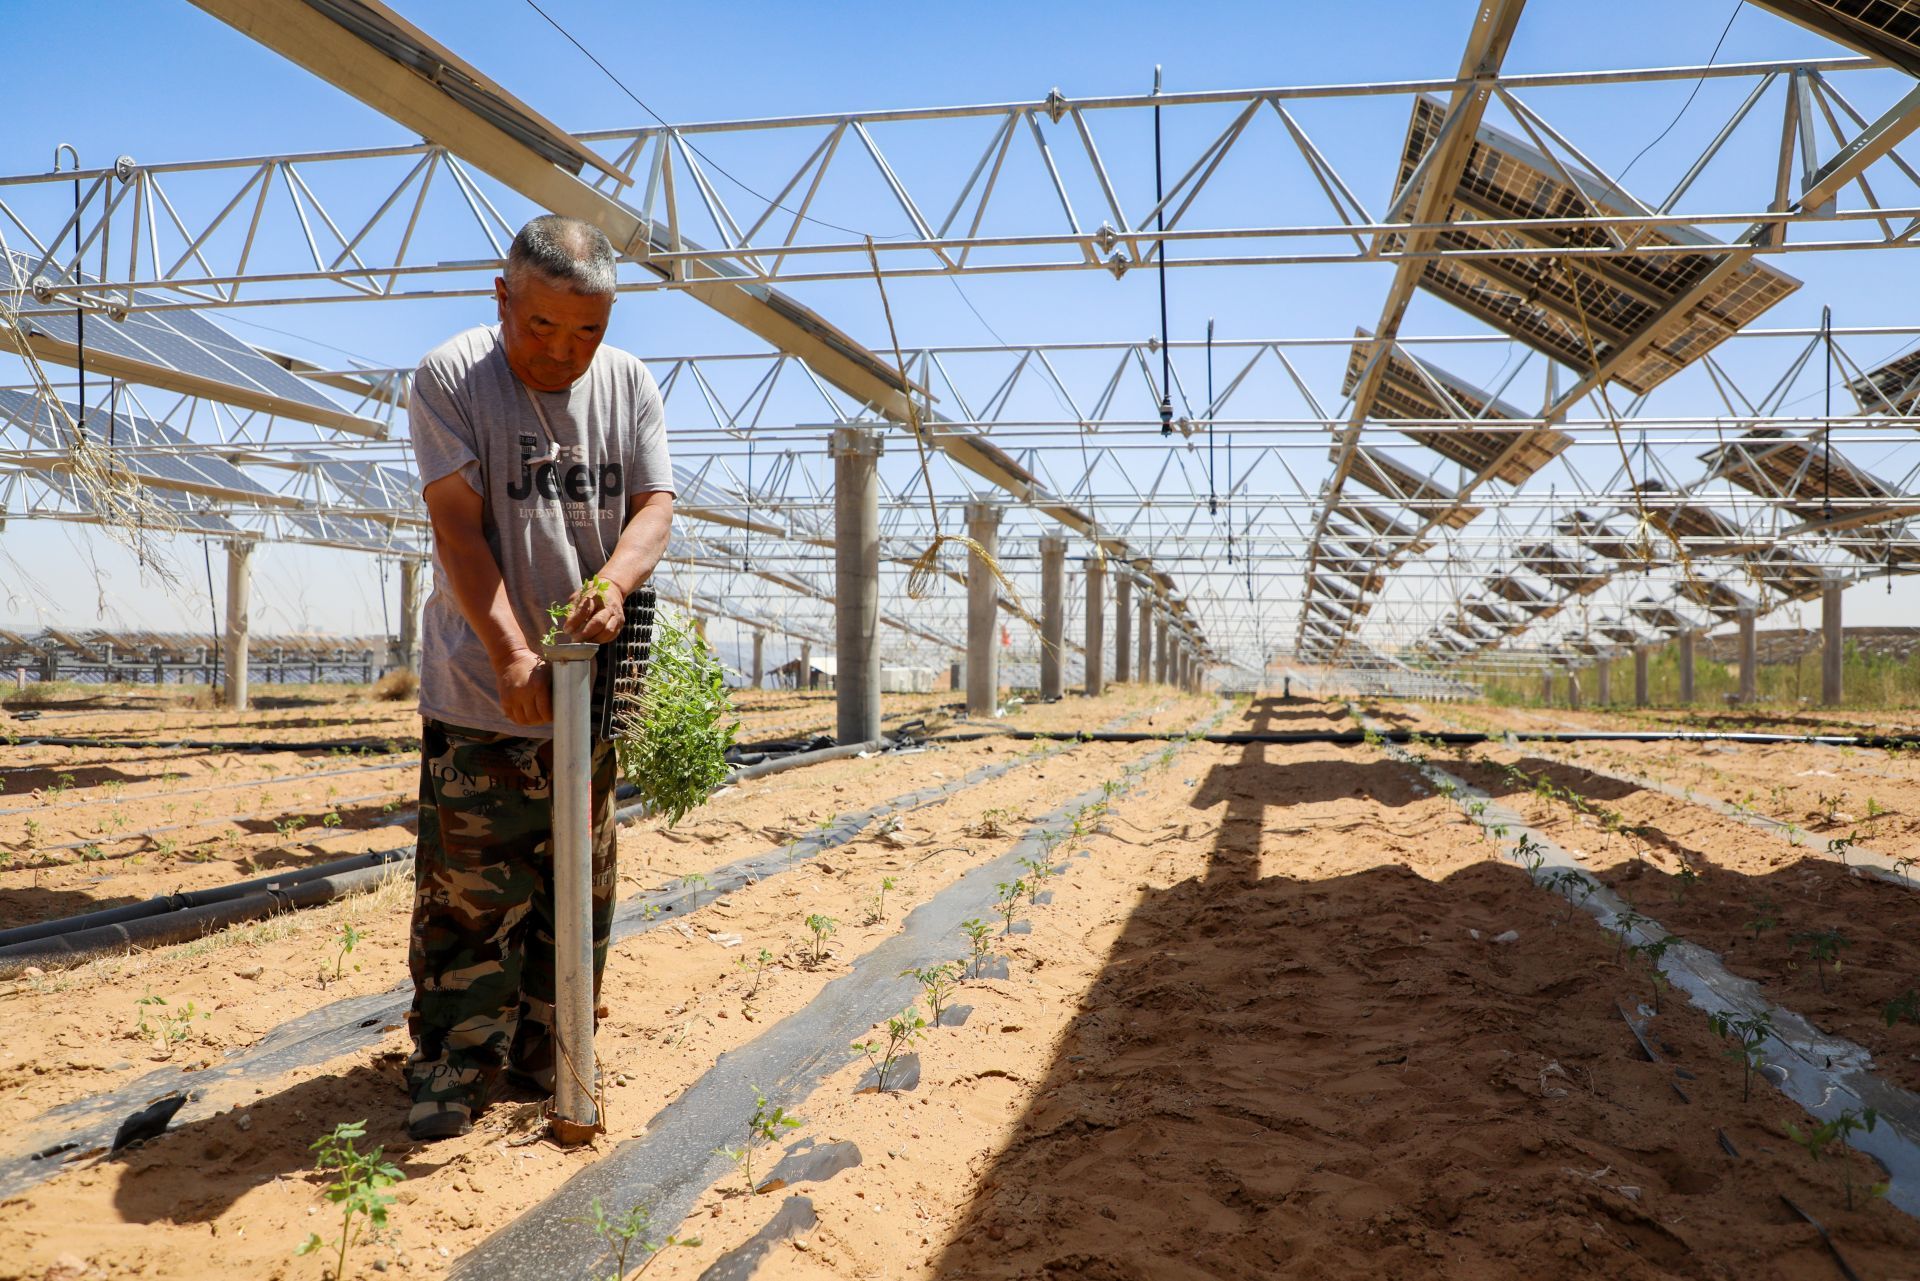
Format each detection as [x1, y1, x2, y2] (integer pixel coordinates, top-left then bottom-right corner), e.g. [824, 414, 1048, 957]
[406, 718, 617, 1128]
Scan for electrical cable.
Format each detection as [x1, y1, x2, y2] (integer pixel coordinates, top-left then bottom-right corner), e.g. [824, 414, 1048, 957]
[522, 0, 905, 241]
[1153, 66, 1172, 438]
[1591, 1, 1743, 212]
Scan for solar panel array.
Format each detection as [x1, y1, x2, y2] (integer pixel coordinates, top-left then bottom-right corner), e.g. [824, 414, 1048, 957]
[1749, 0, 1920, 76]
[1385, 97, 1801, 397]
[3, 252, 380, 435]
[1342, 329, 1571, 484]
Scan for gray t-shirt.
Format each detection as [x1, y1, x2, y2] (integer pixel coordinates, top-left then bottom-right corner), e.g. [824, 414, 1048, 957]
[409, 324, 674, 737]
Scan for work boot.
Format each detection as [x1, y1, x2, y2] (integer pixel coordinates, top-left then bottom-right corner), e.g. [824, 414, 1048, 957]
[406, 1060, 479, 1142]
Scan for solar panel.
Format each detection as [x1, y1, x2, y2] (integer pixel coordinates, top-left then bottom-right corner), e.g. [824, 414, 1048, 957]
[1340, 446, 1484, 527]
[1702, 430, 1908, 521]
[1386, 97, 1800, 397]
[1748, 1, 1920, 76]
[1333, 502, 1435, 556]
[1343, 329, 1571, 484]
[1675, 576, 1756, 618]
[0, 387, 284, 505]
[1629, 601, 1688, 633]
[3, 251, 382, 436]
[1849, 347, 1920, 415]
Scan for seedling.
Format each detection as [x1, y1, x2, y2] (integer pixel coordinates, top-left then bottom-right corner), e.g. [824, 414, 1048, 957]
[1708, 1009, 1774, 1102]
[1790, 928, 1850, 993]
[134, 992, 206, 1054]
[959, 918, 993, 978]
[1466, 800, 1489, 819]
[736, 948, 774, 1000]
[1670, 864, 1699, 907]
[679, 871, 709, 895]
[1541, 870, 1596, 925]
[1893, 855, 1918, 886]
[334, 923, 361, 979]
[1613, 910, 1648, 963]
[322, 811, 343, 830]
[566, 1196, 699, 1280]
[296, 1120, 404, 1281]
[610, 605, 740, 827]
[1826, 830, 1859, 867]
[862, 876, 897, 925]
[1510, 834, 1547, 878]
[1784, 1108, 1883, 1211]
[903, 962, 959, 1026]
[713, 1086, 801, 1195]
[1746, 897, 1780, 942]
[853, 1005, 926, 1091]
[994, 879, 1027, 935]
[804, 913, 837, 965]
[1628, 936, 1676, 1013]
[1883, 988, 1919, 1029]
[1814, 790, 1848, 826]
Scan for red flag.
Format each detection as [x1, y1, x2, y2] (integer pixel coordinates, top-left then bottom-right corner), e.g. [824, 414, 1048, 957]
[1000, 625, 1011, 646]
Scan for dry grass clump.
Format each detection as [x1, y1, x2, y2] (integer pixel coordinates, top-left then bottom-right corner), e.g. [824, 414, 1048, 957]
[372, 669, 419, 702]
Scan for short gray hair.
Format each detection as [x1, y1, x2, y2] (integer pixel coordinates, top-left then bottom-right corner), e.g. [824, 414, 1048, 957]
[505, 214, 617, 295]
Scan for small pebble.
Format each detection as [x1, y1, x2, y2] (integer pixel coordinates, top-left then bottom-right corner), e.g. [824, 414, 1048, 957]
[1492, 930, 1520, 945]
[235, 965, 263, 980]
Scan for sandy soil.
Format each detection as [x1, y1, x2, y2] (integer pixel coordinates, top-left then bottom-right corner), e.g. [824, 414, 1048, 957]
[6, 694, 1920, 1280]
[0, 688, 965, 932]
[1388, 728, 1920, 1100]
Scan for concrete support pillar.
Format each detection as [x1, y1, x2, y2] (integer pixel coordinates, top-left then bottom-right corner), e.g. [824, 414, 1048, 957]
[224, 540, 253, 710]
[1634, 645, 1650, 707]
[1540, 670, 1554, 705]
[1596, 656, 1611, 705]
[949, 660, 962, 693]
[1678, 629, 1696, 705]
[965, 502, 1003, 718]
[1155, 612, 1170, 685]
[1822, 575, 1844, 706]
[1083, 555, 1107, 697]
[1114, 572, 1133, 683]
[1737, 608, 1757, 703]
[832, 427, 885, 744]
[751, 632, 766, 689]
[800, 641, 813, 691]
[1567, 670, 1582, 710]
[1138, 592, 1154, 684]
[1038, 534, 1067, 701]
[395, 558, 423, 674]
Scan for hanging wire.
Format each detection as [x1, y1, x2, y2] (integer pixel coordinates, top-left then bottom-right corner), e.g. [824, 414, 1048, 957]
[1822, 303, 1834, 526]
[1205, 317, 1216, 514]
[203, 541, 222, 692]
[862, 238, 1031, 620]
[1154, 66, 1173, 438]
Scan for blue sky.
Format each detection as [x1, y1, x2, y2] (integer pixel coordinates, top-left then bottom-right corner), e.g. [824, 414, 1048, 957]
[3, 1, 1915, 657]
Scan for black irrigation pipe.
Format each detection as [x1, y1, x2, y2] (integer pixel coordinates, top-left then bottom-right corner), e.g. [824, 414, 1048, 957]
[0, 757, 416, 817]
[933, 727, 1920, 750]
[0, 857, 407, 975]
[0, 848, 413, 951]
[3, 735, 409, 753]
[0, 740, 906, 966]
[0, 697, 1184, 1199]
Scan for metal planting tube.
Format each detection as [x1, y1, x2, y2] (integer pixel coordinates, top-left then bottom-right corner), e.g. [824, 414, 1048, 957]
[545, 639, 600, 1137]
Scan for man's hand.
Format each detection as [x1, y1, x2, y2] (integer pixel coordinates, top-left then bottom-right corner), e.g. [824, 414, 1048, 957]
[494, 649, 553, 725]
[562, 575, 626, 644]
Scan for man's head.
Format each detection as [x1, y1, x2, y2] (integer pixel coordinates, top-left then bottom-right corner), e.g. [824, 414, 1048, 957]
[495, 214, 618, 392]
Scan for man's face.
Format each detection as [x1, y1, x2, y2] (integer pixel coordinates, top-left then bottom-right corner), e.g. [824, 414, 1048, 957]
[494, 272, 613, 392]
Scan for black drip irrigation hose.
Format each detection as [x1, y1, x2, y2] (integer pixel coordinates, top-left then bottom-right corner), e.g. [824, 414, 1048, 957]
[0, 849, 412, 951]
[0, 857, 407, 974]
[1, 736, 922, 972]
[931, 727, 1920, 750]
[2, 735, 411, 753]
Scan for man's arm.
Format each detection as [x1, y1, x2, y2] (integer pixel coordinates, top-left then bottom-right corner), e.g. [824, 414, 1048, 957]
[563, 490, 675, 643]
[422, 472, 551, 725]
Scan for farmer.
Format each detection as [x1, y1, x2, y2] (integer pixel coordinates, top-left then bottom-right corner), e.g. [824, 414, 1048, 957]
[403, 213, 674, 1141]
